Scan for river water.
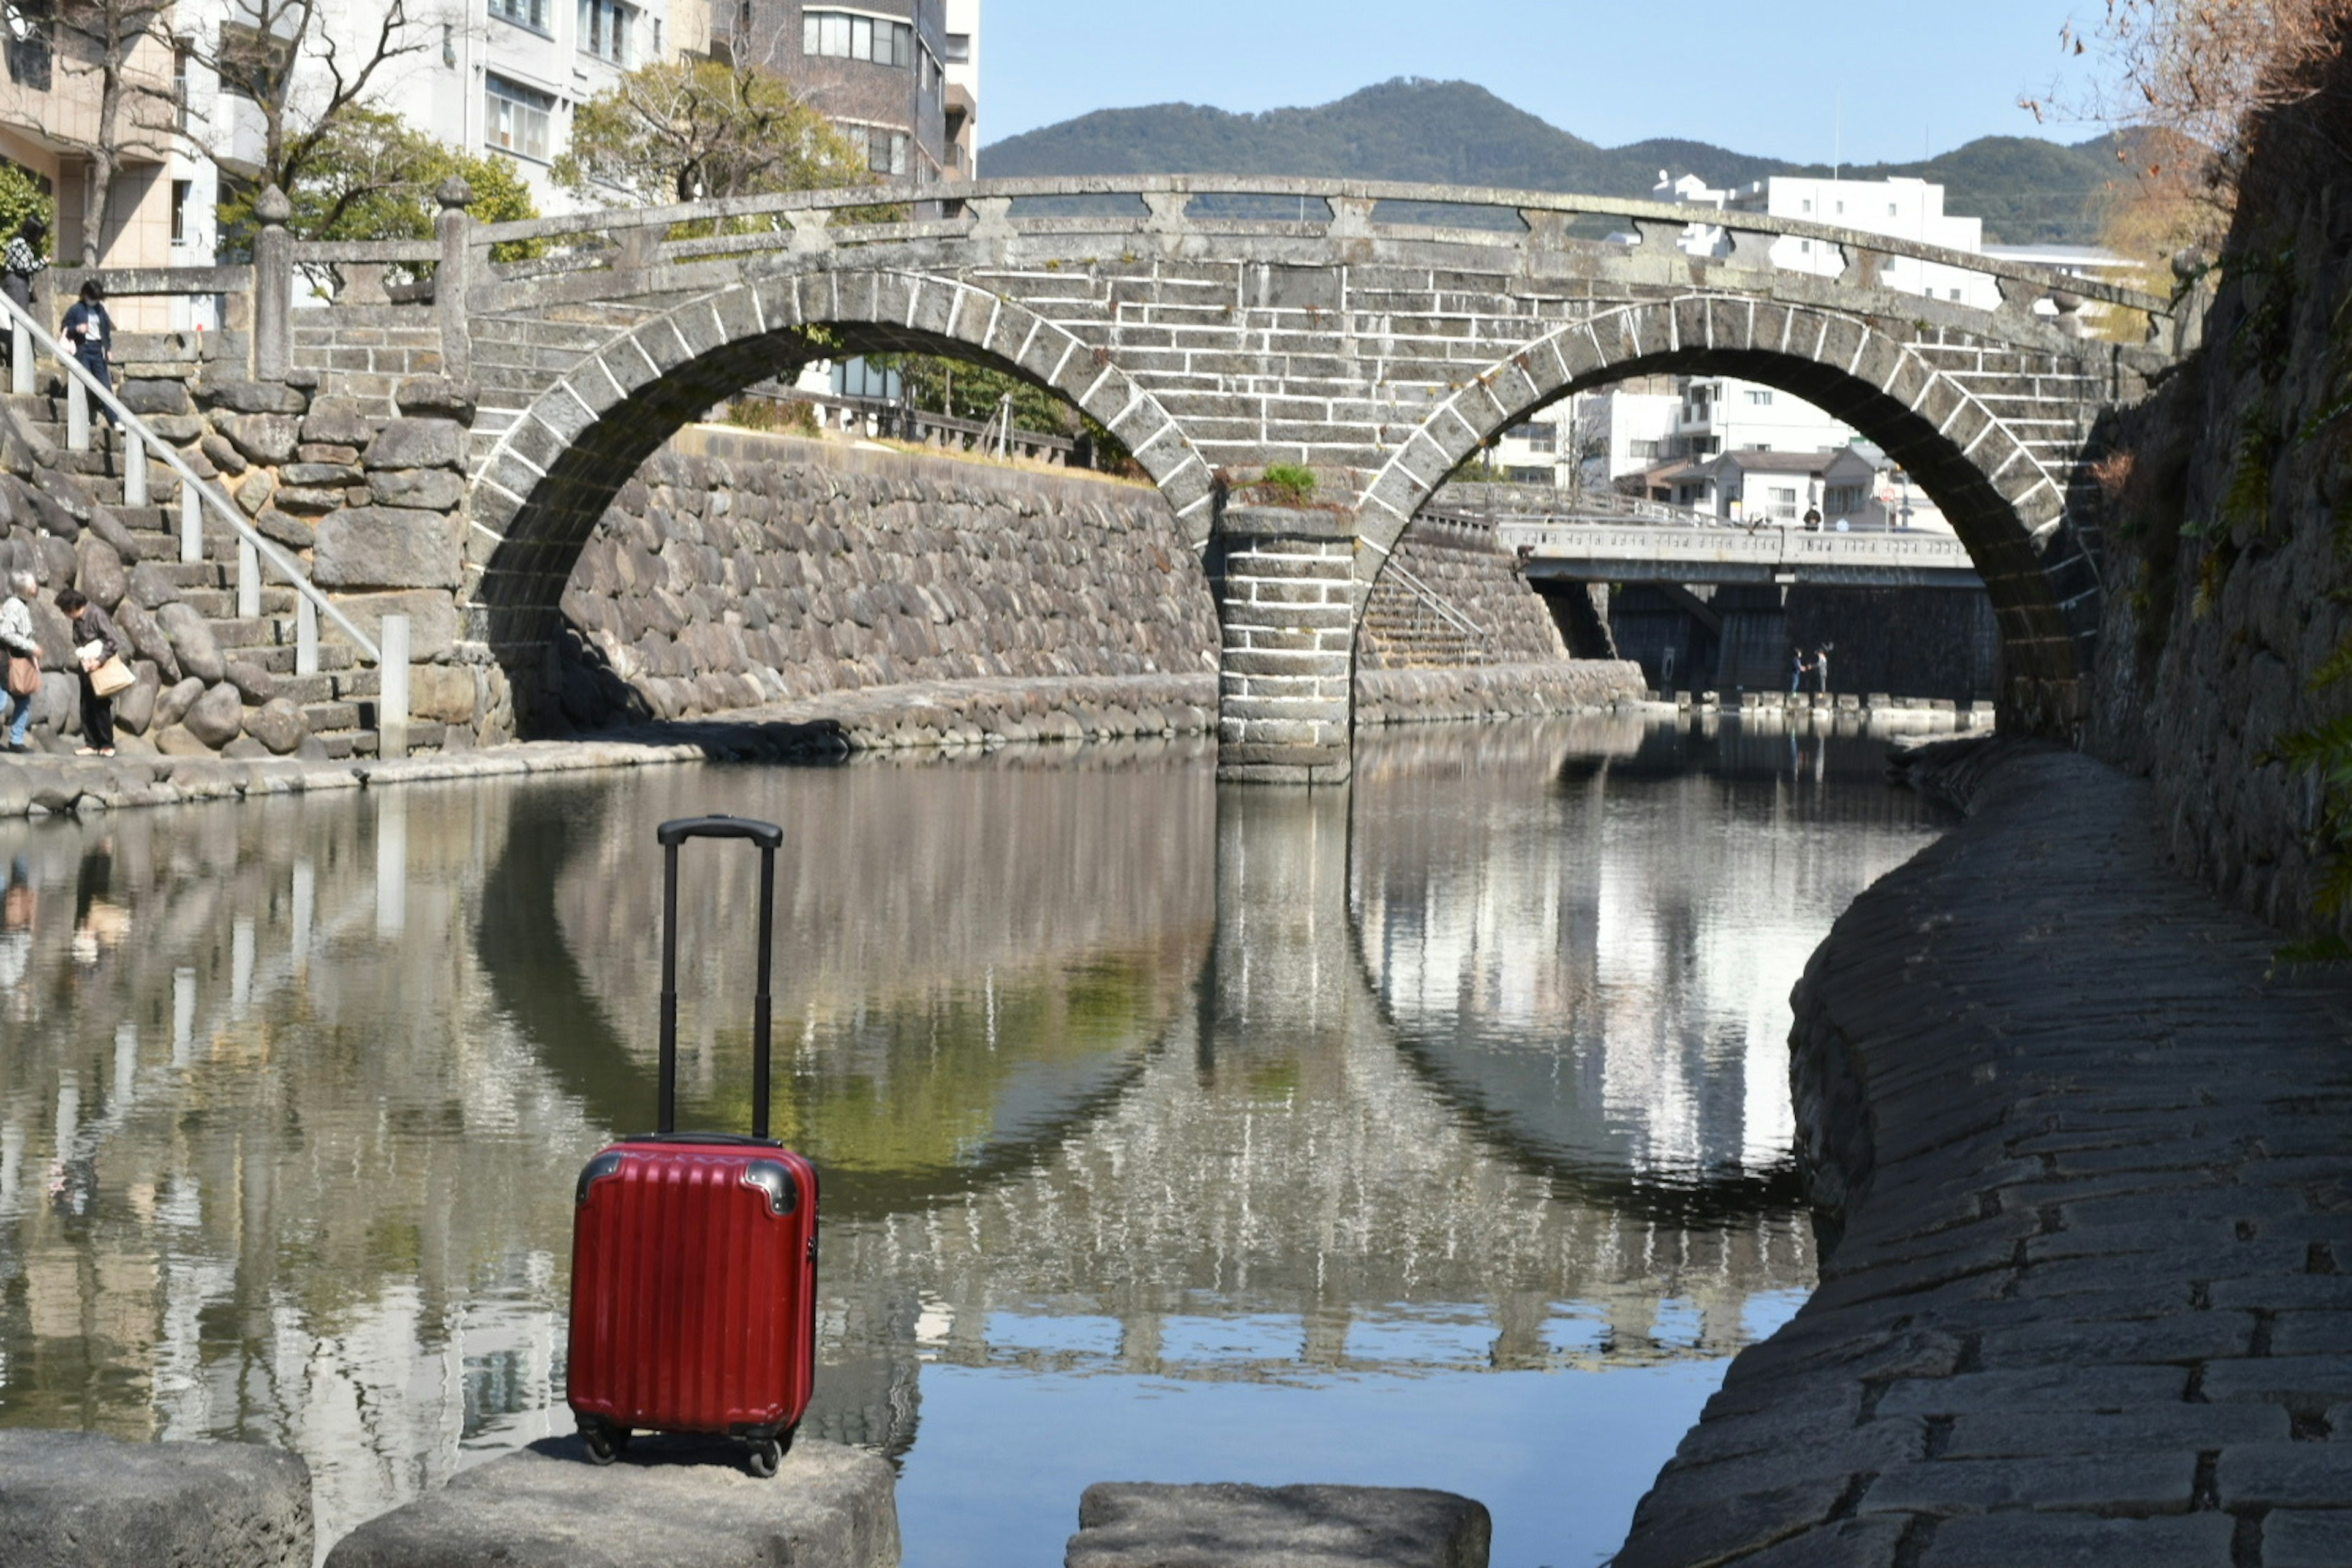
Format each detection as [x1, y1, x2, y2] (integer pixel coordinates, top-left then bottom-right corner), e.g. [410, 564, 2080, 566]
[0, 714, 1946, 1565]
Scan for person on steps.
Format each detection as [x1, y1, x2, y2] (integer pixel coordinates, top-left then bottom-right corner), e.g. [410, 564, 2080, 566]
[59, 277, 115, 430]
[53, 588, 118, 756]
[2, 569, 39, 753]
[1, 216, 45, 359]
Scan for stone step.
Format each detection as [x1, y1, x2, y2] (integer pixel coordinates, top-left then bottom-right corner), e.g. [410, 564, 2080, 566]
[248, 644, 362, 680]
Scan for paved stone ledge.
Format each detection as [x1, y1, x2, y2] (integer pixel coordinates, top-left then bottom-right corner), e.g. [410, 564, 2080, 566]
[0, 1429, 314, 1567]
[1066, 1482, 1491, 1568]
[1615, 743, 2352, 1568]
[1354, 660, 1645, 726]
[325, 1434, 896, 1568]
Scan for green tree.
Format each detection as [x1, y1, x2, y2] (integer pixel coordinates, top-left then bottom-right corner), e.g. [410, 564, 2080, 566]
[219, 108, 540, 282]
[554, 58, 867, 206]
[876, 354, 1140, 474]
[0, 161, 53, 255]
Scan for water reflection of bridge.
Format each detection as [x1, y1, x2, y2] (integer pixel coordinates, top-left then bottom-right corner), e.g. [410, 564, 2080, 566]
[0, 717, 1932, 1539]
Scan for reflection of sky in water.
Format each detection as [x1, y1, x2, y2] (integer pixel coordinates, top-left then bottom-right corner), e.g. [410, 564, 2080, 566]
[907, 1362, 1736, 1568]
[0, 718, 1929, 1564]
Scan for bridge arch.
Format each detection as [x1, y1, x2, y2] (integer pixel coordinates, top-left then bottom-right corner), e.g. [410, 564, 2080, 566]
[1355, 295, 2103, 718]
[466, 267, 1218, 715]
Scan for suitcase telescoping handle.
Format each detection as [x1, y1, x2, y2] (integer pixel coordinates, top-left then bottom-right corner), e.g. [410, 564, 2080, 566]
[656, 815, 785, 1139]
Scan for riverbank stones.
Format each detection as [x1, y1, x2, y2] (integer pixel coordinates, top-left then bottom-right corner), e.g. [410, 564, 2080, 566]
[323, 1434, 897, 1568]
[0, 1429, 313, 1568]
[1065, 1482, 1491, 1568]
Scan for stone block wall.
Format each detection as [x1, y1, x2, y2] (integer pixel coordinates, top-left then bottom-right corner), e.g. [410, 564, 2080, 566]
[289, 306, 447, 418]
[2084, 55, 2352, 933]
[1357, 514, 1573, 671]
[548, 428, 1221, 729]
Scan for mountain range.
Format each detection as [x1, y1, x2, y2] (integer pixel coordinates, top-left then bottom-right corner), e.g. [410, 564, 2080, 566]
[981, 80, 2124, 247]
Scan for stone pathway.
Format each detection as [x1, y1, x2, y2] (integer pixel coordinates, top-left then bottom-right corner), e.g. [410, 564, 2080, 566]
[1614, 745, 2352, 1567]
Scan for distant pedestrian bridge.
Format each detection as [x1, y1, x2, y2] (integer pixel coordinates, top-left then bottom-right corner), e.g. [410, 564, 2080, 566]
[1501, 520, 1985, 590]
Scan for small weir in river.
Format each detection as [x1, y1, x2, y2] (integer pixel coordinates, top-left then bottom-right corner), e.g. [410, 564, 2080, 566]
[0, 714, 1947, 1564]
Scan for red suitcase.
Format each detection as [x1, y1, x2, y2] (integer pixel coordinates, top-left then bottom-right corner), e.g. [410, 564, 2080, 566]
[565, 815, 818, 1477]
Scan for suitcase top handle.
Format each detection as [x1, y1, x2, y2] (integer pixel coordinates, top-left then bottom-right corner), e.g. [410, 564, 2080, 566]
[659, 815, 785, 850]
[657, 814, 785, 1138]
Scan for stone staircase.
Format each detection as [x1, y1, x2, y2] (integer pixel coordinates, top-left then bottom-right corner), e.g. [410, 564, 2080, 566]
[3, 391, 402, 758]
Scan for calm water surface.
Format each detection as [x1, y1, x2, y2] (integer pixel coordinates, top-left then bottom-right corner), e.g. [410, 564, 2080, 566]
[0, 714, 1945, 1564]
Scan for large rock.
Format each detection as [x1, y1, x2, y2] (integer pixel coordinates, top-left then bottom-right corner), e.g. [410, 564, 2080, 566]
[313, 508, 462, 589]
[245, 696, 308, 755]
[363, 418, 466, 472]
[367, 468, 466, 510]
[156, 601, 226, 684]
[394, 375, 478, 422]
[1066, 1484, 1491, 1568]
[301, 397, 375, 448]
[181, 680, 243, 748]
[153, 722, 212, 756]
[200, 431, 248, 475]
[119, 378, 194, 417]
[115, 662, 160, 734]
[225, 658, 277, 703]
[328, 590, 462, 663]
[126, 562, 180, 612]
[115, 603, 177, 681]
[323, 1435, 897, 1568]
[407, 663, 480, 725]
[73, 532, 126, 610]
[204, 379, 307, 415]
[0, 1428, 312, 1567]
[219, 412, 301, 466]
[83, 505, 143, 562]
[153, 675, 204, 731]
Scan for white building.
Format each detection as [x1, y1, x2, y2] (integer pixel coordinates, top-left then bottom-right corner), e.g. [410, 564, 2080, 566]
[1660, 170, 1999, 309]
[943, 0, 978, 176]
[187, 0, 709, 233]
[1665, 375, 1855, 461]
[1820, 442, 1951, 533]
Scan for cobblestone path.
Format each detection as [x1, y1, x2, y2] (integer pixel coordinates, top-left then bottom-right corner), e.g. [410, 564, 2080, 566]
[1615, 747, 2352, 1567]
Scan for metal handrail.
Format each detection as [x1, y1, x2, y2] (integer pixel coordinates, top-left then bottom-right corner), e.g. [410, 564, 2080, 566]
[0, 291, 382, 663]
[469, 175, 2171, 318]
[1382, 559, 1489, 641]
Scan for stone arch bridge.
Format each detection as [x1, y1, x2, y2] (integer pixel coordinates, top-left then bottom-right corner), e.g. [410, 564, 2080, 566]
[153, 177, 2184, 779]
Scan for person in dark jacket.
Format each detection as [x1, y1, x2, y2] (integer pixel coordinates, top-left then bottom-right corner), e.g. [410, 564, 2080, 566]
[54, 587, 119, 755]
[0, 216, 45, 368]
[59, 277, 115, 429]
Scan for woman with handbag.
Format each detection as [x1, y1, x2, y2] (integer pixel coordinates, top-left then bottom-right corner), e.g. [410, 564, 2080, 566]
[53, 587, 124, 756]
[2, 569, 39, 752]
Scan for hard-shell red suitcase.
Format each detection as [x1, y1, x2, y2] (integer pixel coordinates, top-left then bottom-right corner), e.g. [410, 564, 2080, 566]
[565, 814, 818, 1476]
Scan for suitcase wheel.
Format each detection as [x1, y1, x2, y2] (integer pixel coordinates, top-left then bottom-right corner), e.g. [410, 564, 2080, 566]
[746, 1436, 783, 1479]
[580, 1420, 630, 1466]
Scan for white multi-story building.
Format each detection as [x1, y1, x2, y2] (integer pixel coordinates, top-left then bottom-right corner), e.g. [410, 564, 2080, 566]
[1661, 170, 1999, 309]
[943, 0, 978, 176]
[1664, 375, 1855, 460]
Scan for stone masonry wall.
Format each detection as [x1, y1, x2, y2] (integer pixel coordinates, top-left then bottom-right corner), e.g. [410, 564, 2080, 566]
[2084, 51, 2352, 932]
[548, 428, 1222, 729]
[1357, 514, 1572, 671]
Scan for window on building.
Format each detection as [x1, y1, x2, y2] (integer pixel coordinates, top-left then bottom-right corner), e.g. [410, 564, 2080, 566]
[943, 31, 970, 62]
[489, 0, 549, 31]
[1825, 484, 1866, 514]
[850, 124, 908, 176]
[1743, 443, 1772, 452]
[578, 0, 631, 61]
[1507, 420, 1556, 453]
[1835, 201, 1845, 214]
[1630, 438, 1661, 460]
[832, 356, 900, 401]
[1743, 388, 1773, 405]
[1948, 288, 1962, 301]
[804, 10, 913, 66]
[920, 45, 940, 95]
[1504, 466, 1553, 486]
[170, 178, 191, 243]
[173, 39, 193, 131]
[1799, 239, 1812, 254]
[1800, 199, 1812, 213]
[1768, 485, 1798, 519]
[486, 74, 554, 160]
[1887, 203, 1898, 216]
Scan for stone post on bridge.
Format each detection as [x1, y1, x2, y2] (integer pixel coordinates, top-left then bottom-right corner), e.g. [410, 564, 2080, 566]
[1210, 505, 1360, 787]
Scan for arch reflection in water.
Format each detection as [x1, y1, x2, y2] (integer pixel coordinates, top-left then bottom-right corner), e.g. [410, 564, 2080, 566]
[0, 718, 1945, 1567]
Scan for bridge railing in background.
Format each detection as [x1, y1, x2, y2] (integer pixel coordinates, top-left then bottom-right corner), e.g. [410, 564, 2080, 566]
[1500, 519, 1980, 576]
[460, 175, 2176, 337]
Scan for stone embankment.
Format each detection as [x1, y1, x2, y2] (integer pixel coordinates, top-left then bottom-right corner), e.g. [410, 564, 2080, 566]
[550, 429, 1221, 729]
[1612, 741, 2352, 1567]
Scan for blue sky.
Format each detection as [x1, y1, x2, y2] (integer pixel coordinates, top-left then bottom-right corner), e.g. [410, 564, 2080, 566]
[980, 1, 2119, 162]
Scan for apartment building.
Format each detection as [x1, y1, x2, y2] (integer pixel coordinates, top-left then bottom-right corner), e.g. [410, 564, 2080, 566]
[717, 0, 952, 186]
[0, 12, 215, 326]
